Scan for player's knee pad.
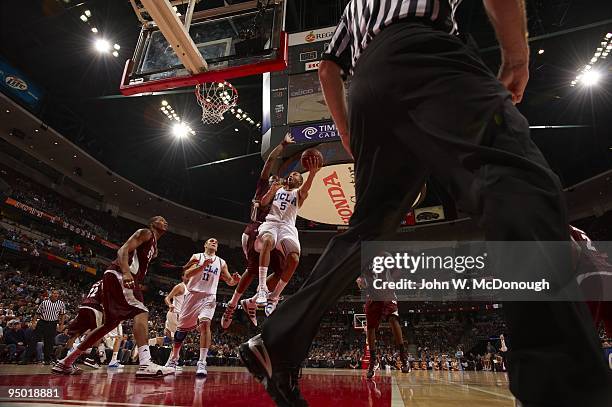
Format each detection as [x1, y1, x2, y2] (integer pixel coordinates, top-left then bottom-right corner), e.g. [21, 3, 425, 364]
[173, 330, 188, 343]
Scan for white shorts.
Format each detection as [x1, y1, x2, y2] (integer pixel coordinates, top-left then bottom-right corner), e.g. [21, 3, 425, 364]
[256, 221, 300, 255]
[177, 291, 216, 331]
[165, 310, 179, 334]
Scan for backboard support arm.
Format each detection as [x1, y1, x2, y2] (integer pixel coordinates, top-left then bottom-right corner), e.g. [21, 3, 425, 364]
[139, 0, 207, 74]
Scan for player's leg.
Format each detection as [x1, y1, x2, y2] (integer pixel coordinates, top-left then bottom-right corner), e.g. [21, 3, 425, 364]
[388, 314, 409, 373]
[265, 249, 298, 317]
[266, 226, 300, 316]
[223, 234, 259, 329]
[196, 318, 212, 377]
[365, 301, 382, 379]
[167, 290, 200, 367]
[255, 225, 278, 305]
[196, 296, 216, 377]
[366, 327, 378, 379]
[108, 324, 123, 368]
[132, 312, 174, 376]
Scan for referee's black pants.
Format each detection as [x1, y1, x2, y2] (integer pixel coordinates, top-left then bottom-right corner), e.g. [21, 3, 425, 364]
[37, 320, 58, 362]
[261, 21, 611, 406]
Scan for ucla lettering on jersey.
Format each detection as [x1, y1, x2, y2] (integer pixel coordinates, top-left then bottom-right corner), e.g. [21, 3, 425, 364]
[186, 253, 227, 295]
[266, 188, 300, 225]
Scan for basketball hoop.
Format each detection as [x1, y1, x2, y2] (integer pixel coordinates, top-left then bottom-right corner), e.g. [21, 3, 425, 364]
[195, 81, 239, 124]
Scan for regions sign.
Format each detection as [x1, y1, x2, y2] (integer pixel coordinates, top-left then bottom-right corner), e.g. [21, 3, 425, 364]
[298, 163, 355, 225]
[291, 122, 339, 143]
[289, 27, 336, 46]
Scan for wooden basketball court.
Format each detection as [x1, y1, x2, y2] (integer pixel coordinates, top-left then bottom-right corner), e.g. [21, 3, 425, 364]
[0, 365, 514, 406]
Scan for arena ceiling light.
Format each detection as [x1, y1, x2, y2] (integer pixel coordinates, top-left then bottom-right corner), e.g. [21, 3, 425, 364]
[172, 122, 192, 139]
[571, 32, 611, 87]
[159, 100, 195, 138]
[229, 106, 260, 129]
[94, 39, 111, 53]
[580, 70, 602, 87]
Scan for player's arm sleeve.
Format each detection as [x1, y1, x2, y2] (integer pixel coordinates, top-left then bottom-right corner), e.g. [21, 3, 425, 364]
[321, 14, 352, 79]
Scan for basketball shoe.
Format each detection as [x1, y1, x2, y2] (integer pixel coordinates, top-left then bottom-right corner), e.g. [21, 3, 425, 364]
[221, 303, 236, 329]
[241, 298, 258, 326]
[196, 360, 208, 377]
[136, 362, 175, 378]
[265, 297, 279, 317]
[52, 362, 83, 375]
[255, 286, 269, 306]
[239, 334, 307, 407]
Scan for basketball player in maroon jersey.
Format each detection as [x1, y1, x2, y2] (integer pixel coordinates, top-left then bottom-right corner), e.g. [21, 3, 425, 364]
[569, 225, 612, 336]
[62, 279, 110, 367]
[64, 280, 104, 352]
[221, 134, 294, 328]
[357, 256, 410, 378]
[53, 216, 175, 377]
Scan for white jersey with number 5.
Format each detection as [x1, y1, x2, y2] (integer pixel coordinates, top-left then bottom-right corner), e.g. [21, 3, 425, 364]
[186, 253, 226, 296]
[266, 187, 299, 225]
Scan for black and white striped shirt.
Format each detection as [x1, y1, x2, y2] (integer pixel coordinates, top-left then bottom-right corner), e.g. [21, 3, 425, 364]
[37, 299, 66, 322]
[322, 0, 463, 75]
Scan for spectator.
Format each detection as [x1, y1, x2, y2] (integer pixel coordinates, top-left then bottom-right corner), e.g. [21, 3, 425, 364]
[20, 320, 43, 364]
[5, 321, 26, 362]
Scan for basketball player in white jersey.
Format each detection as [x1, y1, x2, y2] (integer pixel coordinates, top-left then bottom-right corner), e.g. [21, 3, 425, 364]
[164, 271, 188, 341]
[253, 157, 321, 315]
[165, 238, 240, 376]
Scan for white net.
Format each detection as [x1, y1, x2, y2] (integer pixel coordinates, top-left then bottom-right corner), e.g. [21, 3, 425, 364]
[195, 81, 239, 124]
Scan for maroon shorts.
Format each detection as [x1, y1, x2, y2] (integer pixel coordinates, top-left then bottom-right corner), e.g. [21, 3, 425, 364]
[245, 232, 285, 274]
[365, 300, 399, 329]
[103, 271, 148, 326]
[67, 306, 102, 336]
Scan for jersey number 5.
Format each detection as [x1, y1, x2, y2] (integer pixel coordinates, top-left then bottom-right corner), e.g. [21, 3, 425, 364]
[279, 201, 287, 210]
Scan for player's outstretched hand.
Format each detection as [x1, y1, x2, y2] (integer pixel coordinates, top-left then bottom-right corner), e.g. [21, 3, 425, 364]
[282, 133, 295, 146]
[306, 156, 322, 173]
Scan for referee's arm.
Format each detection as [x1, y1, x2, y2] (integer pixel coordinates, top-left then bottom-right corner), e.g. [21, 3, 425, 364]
[319, 60, 350, 158]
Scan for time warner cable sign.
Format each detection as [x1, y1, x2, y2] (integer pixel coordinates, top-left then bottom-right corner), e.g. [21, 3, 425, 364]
[291, 122, 339, 143]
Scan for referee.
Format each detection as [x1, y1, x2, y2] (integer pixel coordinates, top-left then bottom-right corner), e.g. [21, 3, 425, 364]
[240, 1, 612, 406]
[35, 290, 65, 364]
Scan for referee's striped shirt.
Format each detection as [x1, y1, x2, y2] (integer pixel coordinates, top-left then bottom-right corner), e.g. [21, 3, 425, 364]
[322, 0, 463, 76]
[37, 299, 66, 322]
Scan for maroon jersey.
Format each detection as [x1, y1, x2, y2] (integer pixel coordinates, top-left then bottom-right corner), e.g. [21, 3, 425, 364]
[80, 280, 103, 312]
[108, 229, 157, 283]
[570, 225, 612, 275]
[244, 177, 273, 238]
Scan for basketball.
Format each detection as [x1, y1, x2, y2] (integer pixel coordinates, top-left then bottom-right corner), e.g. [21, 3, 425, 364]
[301, 148, 323, 170]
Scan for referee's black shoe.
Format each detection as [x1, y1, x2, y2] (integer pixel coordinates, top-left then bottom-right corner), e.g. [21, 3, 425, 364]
[239, 335, 307, 407]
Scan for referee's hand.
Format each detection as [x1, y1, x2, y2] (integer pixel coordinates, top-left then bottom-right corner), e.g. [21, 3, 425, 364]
[498, 59, 529, 105]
